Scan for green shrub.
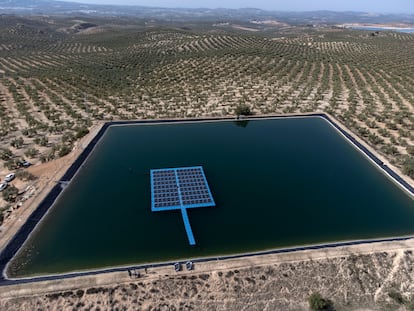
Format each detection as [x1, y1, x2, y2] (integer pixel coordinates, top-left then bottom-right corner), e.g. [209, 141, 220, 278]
[10, 137, 24, 148]
[2, 185, 19, 203]
[234, 104, 251, 117]
[388, 290, 404, 304]
[403, 157, 414, 179]
[75, 126, 89, 139]
[58, 145, 72, 157]
[15, 170, 37, 181]
[24, 148, 39, 158]
[4, 159, 20, 170]
[405, 297, 414, 311]
[308, 292, 335, 311]
[22, 128, 37, 137]
[0, 149, 13, 161]
[0, 205, 11, 226]
[40, 151, 55, 163]
[34, 136, 48, 147]
[62, 132, 75, 144]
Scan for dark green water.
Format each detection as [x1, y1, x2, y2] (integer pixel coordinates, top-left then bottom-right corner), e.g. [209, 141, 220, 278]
[8, 117, 414, 277]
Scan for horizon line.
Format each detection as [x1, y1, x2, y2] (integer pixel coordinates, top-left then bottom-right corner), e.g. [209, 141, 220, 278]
[51, 1, 413, 15]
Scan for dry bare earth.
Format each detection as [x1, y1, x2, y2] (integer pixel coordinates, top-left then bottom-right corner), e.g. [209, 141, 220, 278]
[0, 16, 414, 311]
[2, 249, 414, 310]
[0, 20, 413, 189]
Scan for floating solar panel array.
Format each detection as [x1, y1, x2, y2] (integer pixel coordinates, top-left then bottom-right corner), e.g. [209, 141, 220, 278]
[150, 166, 215, 245]
[151, 170, 180, 210]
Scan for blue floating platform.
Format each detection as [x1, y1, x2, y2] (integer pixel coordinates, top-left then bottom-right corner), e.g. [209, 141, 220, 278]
[150, 166, 215, 245]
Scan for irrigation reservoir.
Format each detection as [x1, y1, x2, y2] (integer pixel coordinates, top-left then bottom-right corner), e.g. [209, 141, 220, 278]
[6, 116, 414, 277]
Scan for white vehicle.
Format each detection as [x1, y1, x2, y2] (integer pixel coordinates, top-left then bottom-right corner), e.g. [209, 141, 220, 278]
[186, 261, 194, 270]
[4, 173, 15, 182]
[0, 183, 7, 192]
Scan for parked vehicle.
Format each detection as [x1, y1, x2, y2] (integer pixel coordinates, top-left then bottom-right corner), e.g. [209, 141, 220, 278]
[21, 160, 31, 167]
[17, 160, 31, 168]
[0, 183, 8, 192]
[186, 261, 194, 270]
[4, 173, 15, 182]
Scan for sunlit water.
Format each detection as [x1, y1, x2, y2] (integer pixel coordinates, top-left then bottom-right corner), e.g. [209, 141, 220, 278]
[8, 117, 414, 277]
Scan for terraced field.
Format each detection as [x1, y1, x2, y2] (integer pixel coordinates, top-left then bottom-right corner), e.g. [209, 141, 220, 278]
[0, 16, 413, 217]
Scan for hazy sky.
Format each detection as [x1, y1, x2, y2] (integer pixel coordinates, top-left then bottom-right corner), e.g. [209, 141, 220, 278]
[65, 0, 414, 13]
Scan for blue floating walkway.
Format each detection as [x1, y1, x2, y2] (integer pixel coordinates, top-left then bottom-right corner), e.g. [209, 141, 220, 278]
[180, 208, 195, 245]
[150, 166, 215, 245]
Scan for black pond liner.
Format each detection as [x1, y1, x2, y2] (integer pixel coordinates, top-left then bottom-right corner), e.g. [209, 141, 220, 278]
[0, 114, 412, 285]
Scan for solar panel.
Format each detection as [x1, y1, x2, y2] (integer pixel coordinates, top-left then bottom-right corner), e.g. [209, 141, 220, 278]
[150, 166, 215, 245]
[150, 166, 215, 211]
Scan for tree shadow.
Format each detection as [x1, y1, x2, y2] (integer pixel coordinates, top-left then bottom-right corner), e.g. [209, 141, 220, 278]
[233, 120, 250, 128]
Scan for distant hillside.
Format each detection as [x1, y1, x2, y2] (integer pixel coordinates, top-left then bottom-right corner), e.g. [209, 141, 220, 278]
[0, 0, 73, 10]
[0, 0, 413, 25]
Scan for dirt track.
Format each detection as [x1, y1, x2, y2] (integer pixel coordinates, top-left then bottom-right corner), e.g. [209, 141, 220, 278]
[1, 239, 414, 310]
[0, 116, 413, 310]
